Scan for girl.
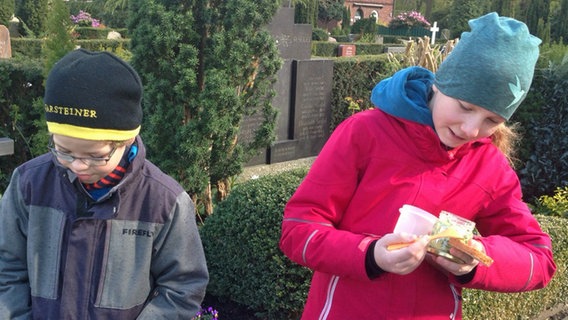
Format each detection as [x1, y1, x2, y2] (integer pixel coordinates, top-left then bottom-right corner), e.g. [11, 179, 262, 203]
[279, 12, 556, 320]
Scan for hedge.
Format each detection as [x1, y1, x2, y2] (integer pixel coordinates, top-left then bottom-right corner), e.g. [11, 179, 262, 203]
[200, 168, 311, 319]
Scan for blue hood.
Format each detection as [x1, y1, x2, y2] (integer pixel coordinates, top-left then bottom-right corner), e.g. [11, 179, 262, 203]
[371, 66, 435, 128]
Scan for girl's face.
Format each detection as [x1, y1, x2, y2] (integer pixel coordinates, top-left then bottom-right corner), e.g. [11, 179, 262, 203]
[50, 134, 126, 184]
[429, 85, 506, 148]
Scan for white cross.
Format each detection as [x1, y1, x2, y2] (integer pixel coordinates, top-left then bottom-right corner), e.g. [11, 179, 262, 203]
[430, 21, 439, 45]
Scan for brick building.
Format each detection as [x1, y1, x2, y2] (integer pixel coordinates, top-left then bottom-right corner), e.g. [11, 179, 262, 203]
[344, 0, 395, 25]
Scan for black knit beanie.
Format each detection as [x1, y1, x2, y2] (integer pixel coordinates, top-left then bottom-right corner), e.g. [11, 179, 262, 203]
[44, 49, 143, 141]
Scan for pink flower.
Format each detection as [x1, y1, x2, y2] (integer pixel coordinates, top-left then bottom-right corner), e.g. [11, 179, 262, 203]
[389, 11, 431, 29]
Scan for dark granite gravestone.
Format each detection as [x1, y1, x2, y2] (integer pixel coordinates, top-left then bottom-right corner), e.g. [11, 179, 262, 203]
[240, 5, 334, 166]
[269, 7, 312, 61]
[269, 59, 333, 163]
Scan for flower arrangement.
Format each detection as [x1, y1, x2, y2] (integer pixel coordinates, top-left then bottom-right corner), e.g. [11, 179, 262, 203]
[389, 11, 431, 29]
[192, 306, 219, 319]
[70, 10, 101, 28]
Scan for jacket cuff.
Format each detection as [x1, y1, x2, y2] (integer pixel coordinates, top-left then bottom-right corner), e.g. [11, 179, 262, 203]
[365, 240, 386, 279]
[454, 266, 478, 284]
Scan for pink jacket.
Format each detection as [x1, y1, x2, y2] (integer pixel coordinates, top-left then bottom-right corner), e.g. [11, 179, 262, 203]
[279, 109, 556, 319]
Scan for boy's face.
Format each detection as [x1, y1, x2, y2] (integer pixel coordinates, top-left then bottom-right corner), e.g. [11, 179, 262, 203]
[50, 134, 126, 184]
[429, 85, 506, 148]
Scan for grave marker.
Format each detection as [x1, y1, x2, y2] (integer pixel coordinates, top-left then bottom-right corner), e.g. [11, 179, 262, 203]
[338, 44, 356, 57]
[0, 25, 12, 59]
[430, 21, 439, 45]
[0, 137, 14, 156]
[270, 59, 333, 163]
[384, 46, 406, 54]
[241, 5, 334, 165]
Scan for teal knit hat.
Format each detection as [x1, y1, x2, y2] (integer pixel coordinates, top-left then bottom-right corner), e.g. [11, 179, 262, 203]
[434, 12, 541, 120]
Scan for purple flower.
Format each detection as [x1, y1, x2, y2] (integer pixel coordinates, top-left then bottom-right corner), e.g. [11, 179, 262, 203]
[70, 10, 102, 28]
[193, 306, 219, 319]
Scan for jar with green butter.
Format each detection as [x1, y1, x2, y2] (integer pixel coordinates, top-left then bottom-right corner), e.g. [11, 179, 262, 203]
[427, 211, 475, 263]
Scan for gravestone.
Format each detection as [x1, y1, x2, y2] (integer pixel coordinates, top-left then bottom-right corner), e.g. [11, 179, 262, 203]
[441, 29, 451, 41]
[269, 7, 311, 61]
[384, 46, 406, 54]
[240, 5, 334, 165]
[429, 21, 439, 45]
[0, 25, 11, 59]
[0, 137, 14, 156]
[338, 44, 356, 57]
[269, 59, 333, 163]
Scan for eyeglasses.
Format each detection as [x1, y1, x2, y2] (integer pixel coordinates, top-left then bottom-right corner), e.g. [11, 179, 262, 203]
[48, 137, 118, 167]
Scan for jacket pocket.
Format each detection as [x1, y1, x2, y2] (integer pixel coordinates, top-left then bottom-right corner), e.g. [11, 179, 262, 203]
[95, 220, 161, 309]
[28, 209, 66, 299]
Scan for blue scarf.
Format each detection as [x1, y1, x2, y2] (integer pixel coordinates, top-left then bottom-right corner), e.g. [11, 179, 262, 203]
[370, 66, 435, 128]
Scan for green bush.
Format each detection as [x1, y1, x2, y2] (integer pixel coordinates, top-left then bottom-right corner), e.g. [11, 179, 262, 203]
[10, 38, 130, 60]
[16, 0, 47, 37]
[330, 54, 397, 130]
[200, 168, 312, 319]
[351, 17, 378, 35]
[0, 57, 45, 189]
[0, 0, 14, 26]
[10, 38, 43, 59]
[312, 41, 386, 57]
[76, 39, 131, 58]
[517, 59, 568, 201]
[354, 43, 387, 55]
[312, 27, 329, 41]
[311, 41, 337, 57]
[332, 34, 350, 42]
[532, 186, 568, 218]
[74, 27, 128, 40]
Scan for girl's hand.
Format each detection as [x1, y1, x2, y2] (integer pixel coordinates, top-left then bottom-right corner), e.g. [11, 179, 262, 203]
[374, 233, 430, 275]
[432, 239, 485, 276]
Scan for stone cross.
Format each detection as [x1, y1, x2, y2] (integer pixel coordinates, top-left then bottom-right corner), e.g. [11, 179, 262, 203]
[430, 21, 439, 45]
[0, 25, 11, 59]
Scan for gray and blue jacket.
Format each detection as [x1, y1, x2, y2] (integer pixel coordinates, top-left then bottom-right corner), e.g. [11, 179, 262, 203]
[0, 136, 208, 319]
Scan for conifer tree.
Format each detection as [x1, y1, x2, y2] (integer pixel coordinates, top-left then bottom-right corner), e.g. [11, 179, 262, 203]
[294, 0, 318, 26]
[524, 0, 550, 35]
[43, 0, 75, 75]
[129, 0, 282, 214]
[0, 0, 14, 26]
[446, 0, 484, 38]
[15, 0, 47, 36]
[551, 0, 568, 43]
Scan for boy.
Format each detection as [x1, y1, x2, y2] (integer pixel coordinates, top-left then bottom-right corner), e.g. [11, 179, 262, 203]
[0, 49, 209, 319]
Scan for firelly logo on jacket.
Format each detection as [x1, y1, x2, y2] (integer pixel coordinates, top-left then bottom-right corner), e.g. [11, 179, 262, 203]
[122, 228, 155, 237]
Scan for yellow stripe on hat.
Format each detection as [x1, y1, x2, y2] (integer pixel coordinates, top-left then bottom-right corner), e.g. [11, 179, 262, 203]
[47, 122, 140, 141]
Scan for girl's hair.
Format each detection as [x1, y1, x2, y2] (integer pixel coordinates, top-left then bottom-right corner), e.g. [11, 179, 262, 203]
[491, 123, 520, 167]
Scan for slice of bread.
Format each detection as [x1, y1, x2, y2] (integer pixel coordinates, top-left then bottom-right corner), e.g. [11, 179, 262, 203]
[448, 238, 494, 267]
